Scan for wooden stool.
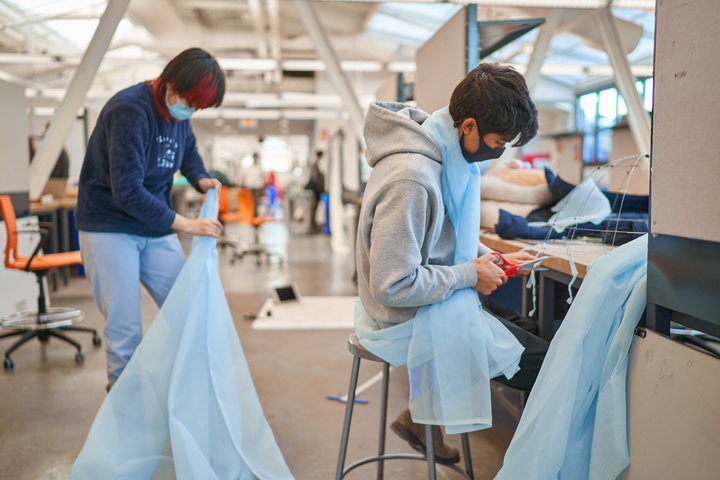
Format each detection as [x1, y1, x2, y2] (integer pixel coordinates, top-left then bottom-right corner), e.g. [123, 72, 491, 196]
[335, 333, 475, 480]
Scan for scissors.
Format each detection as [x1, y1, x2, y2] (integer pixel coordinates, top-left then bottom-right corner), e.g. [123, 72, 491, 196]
[490, 252, 553, 278]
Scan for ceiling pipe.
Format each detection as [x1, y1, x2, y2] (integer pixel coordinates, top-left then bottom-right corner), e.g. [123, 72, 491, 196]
[292, 0, 366, 149]
[30, 0, 130, 200]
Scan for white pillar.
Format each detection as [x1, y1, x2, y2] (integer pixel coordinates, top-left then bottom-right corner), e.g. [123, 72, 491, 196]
[29, 0, 130, 199]
[292, 0, 366, 149]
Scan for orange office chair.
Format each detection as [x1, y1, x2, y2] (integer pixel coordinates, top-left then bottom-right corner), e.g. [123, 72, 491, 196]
[0, 195, 100, 370]
[230, 188, 283, 266]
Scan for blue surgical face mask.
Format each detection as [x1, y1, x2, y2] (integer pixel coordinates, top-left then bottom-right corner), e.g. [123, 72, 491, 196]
[165, 89, 196, 120]
[459, 131, 506, 163]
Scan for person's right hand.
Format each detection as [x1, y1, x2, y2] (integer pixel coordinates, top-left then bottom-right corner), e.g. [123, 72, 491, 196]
[472, 253, 507, 295]
[172, 214, 223, 237]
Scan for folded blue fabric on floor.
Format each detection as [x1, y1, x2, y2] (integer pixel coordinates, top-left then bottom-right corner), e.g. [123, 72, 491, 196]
[494, 209, 649, 245]
[70, 188, 293, 480]
[495, 235, 648, 480]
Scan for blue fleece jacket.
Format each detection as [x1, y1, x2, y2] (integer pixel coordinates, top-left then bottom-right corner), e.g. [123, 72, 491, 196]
[76, 82, 209, 237]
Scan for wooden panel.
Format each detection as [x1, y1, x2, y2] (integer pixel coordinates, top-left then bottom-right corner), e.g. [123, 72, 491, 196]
[652, 0, 720, 242]
[621, 330, 720, 479]
[414, 8, 466, 113]
[0, 80, 30, 201]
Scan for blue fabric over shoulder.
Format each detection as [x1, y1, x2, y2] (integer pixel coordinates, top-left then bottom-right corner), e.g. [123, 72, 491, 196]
[70, 188, 294, 480]
[495, 234, 648, 480]
[356, 106, 523, 434]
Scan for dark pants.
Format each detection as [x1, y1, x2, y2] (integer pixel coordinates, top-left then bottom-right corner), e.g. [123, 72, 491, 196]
[490, 313, 548, 392]
[309, 190, 323, 232]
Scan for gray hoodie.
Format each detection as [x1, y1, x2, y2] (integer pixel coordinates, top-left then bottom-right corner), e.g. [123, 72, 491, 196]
[357, 102, 478, 327]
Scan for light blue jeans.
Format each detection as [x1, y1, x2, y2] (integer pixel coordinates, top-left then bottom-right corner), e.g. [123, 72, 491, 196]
[79, 231, 185, 386]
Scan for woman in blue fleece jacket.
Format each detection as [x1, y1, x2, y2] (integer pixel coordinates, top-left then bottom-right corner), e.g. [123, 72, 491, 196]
[75, 48, 225, 389]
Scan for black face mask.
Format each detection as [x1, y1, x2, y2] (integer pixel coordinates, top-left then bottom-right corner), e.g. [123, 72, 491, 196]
[459, 132, 506, 163]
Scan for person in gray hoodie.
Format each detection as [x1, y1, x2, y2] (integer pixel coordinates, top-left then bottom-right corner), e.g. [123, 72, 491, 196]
[356, 63, 549, 464]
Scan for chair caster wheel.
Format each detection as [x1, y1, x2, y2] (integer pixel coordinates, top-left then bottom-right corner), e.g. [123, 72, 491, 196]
[75, 351, 84, 363]
[3, 357, 14, 370]
[92, 335, 102, 346]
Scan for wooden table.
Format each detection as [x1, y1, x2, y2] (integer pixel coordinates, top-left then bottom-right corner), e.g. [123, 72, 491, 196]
[480, 231, 614, 340]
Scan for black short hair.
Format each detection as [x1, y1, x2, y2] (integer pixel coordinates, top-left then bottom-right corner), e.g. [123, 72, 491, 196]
[153, 48, 225, 121]
[449, 63, 538, 147]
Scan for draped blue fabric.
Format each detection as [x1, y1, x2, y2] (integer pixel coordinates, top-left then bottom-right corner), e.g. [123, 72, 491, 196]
[70, 188, 294, 480]
[357, 107, 523, 434]
[495, 235, 648, 480]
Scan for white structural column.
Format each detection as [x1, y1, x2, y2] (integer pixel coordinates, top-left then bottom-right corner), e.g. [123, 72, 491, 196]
[595, 7, 651, 156]
[30, 0, 130, 199]
[266, 0, 282, 84]
[524, 9, 563, 94]
[292, 0, 366, 149]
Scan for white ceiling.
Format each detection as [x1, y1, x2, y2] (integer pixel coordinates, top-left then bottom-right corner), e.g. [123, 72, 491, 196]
[0, 0, 656, 135]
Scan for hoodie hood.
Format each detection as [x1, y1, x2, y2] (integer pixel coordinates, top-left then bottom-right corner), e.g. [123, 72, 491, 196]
[363, 102, 442, 168]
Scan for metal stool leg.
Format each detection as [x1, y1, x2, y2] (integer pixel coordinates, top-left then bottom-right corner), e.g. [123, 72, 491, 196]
[335, 355, 362, 480]
[377, 362, 390, 479]
[461, 433, 474, 479]
[426, 424, 437, 480]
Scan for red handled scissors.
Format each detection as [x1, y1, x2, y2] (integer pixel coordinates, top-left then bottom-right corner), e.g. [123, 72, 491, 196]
[490, 252, 553, 278]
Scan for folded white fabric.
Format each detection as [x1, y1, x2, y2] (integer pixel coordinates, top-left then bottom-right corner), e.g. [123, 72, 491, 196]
[70, 188, 293, 480]
[544, 176, 612, 233]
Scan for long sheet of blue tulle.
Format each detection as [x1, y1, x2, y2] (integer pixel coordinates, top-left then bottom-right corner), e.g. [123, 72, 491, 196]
[70, 188, 293, 480]
[495, 234, 648, 480]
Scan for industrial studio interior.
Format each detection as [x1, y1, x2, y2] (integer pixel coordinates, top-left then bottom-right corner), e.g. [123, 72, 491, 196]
[1, 1, 719, 479]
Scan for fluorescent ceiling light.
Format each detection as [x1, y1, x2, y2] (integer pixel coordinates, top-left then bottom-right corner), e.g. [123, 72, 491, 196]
[282, 59, 325, 71]
[282, 59, 399, 73]
[387, 61, 416, 73]
[281, 109, 343, 120]
[341, 61, 383, 72]
[0, 53, 54, 64]
[193, 108, 282, 120]
[223, 92, 278, 103]
[217, 58, 277, 71]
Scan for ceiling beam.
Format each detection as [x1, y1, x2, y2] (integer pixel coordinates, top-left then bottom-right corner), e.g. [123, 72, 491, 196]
[30, 0, 130, 200]
[293, 0, 366, 148]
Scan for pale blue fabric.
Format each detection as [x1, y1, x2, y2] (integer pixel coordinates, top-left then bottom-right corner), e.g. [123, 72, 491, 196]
[79, 231, 185, 385]
[495, 235, 648, 480]
[71, 188, 294, 480]
[357, 106, 523, 434]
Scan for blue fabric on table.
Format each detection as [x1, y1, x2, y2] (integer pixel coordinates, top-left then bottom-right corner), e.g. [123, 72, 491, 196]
[70, 188, 293, 480]
[495, 235, 648, 480]
[495, 209, 649, 245]
[544, 167, 649, 213]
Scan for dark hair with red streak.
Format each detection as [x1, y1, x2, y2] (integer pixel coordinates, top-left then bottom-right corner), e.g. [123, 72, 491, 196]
[152, 48, 225, 122]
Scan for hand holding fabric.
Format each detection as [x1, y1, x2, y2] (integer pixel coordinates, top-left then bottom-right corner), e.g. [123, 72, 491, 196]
[173, 215, 223, 237]
[472, 253, 507, 295]
[198, 178, 221, 192]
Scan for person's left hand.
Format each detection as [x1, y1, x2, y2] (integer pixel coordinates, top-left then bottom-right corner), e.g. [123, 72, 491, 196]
[198, 178, 221, 192]
[497, 251, 537, 276]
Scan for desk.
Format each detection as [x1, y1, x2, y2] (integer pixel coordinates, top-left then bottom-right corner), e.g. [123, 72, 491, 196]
[30, 197, 78, 291]
[480, 231, 613, 340]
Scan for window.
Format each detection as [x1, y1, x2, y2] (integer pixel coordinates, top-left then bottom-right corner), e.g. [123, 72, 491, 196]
[575, 79, 653, 164]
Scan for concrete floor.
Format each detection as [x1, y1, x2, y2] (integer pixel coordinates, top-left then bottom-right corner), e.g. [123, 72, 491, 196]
[0, 220, 522, 480]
